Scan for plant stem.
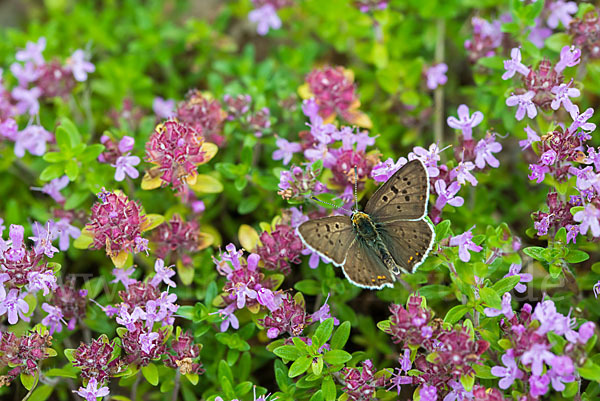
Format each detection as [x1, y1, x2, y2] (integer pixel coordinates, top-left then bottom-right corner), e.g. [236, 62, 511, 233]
[171, 370, 181, 401]
[131, 371, 142, 401]
[21, 369, 39, 401]
[434, 18, 446, 146]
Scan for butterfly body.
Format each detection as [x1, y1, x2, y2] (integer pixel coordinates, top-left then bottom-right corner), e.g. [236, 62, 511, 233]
[298, 159, 435, 290]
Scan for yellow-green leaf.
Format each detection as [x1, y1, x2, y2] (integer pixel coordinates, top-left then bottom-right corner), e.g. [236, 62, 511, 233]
[142, 214, 165, 232]
[189, 174, 224, 193]
[238, 224, 259, 251]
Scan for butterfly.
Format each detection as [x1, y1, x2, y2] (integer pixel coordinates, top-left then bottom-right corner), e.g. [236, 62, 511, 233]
[297, 159, 435, 290]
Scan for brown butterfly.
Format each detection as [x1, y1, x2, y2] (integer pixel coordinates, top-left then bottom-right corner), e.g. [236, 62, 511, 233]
[297, 159, 435, 289]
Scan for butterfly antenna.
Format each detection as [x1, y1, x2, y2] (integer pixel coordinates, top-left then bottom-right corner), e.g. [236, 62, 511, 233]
[353, 166, 359, 211]
[310, 196, 352, 213]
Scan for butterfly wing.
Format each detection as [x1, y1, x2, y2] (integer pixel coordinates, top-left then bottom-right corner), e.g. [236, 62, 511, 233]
[364, 159, 430, 222]
[297, 216, 355, 266]
[341, 239, 395, 289]
[377, 219, 435, 273]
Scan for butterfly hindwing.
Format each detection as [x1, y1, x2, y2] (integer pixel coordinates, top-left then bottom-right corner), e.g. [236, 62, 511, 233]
[364, 159, 430, 222]
[377, 219, 435, 273]
[297, 216, 355, 266]
[340, 238, 395, 289]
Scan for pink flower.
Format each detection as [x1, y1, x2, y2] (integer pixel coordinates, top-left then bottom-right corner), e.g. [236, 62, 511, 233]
[111, 266, 137, 289]
[568, 105, 596, 134]
[491, 349, 523, 389]
[12, 86, 42, 115]
[425, 63, 448, 90]
[503, 263, 532, 293]
[32, 175, 69, 203]
[272, 137, 302, 165]
[446, 104, 483, 140]
[506, 91, 537, 121]
[112, 154, 140, 181]
[547, 1, 578, 29]
[371, 157, 407, 182]
[149, 258, 177, 288]
[74, 377, 110, 401]
[15, 37, 46, 66]
[502, 47, 530, 80]
[484, 292, 514, 319]
[66, 50, 95, 82]
[14, 125, 53, 157]
[519, 125, 540, 150]
[449, 226, 482, 262]
[573, 203, 600, 237]
[0, 288, 30, 324]
[551, 81, 580, 113]
[474, 135, 502, 169]
[248, 4, 282, 36]
[555, 45, 581, 73]
[434, 180, 464, 210]
[521, 343, 556, 376]
[152, 97, 175, 119]
[450, 161, 478, 186]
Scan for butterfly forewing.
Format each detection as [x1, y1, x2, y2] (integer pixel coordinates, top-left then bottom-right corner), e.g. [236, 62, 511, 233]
[340, 239, 395, 289]
[297, 216, 355, 266]
[377, 219, 435, 273]
[365, 159, 430, 222]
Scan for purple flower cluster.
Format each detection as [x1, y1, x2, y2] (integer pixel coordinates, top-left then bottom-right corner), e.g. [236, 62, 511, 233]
[0, 220, 68, 325]
[0, 330, 53, 384]
[176, 90, 227, 146]
[464, 16, 503, 63]
[151, 214, 207, 266]
[277, 163, 327, 201]
[342, 359, 387, 401]
[42, 283, 88, 334]
[503, 46, 581, 120]
[486, 296, 595, 398]
[84, 190, 149, 259]
[248, 0, 292, 35]
[98, 134, 139, 182]
[0, 38, 94, 158]
[383, 295, 490, 397]
[568, 7, 600, 59]
[256, 224, 304, 274]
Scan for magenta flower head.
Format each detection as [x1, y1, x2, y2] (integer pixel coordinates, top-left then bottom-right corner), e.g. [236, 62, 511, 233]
[165, 331, 205, 375]
[342, 359, 386, 401]
[143, 119, 217, 193]
[425, 63, 448, 90]
[506, 91, 537, 121]
[555, 45, 581, 73]
[502, 47, 530, 80]
[84, 190, 150, 266]
[446, 104, 483, 140]
[449, 226, 483, 262]
[72, 337, 121, 383]
[256, 224, 303, 275]
[176, 90, 227, 146]
[304, 66, 362, 124]
[259, 293, 310, 338]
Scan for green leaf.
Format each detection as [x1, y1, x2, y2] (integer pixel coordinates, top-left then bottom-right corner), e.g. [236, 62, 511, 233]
[274, 359, 291, 393]
[330, 321, 351, 350]
[565, 250, 589, 263]
[491, 276, 521, 295]
[178, 306, 195, 320]
[312, 357, 323, 376]
[435, 220, 451, 240]
[313, 318, 335, 349]
[20, 373, 36, 391]
[545, 33, 571, 52]
[294, 280, 321, 296]
[141, 363, 159, 386]
[218, 360, 234, 383]
[79, 144, 105, 163]
[289, 355, 312, 378]
[309, 390, 324, 401]
[473, 364, 495, 379]
[273, 345, 304, 361]
[522, 246, 546, 261]
[578, 359, 600, 381]
[322, 375, 336, 401]
[43, 151, 67, 163]
[64, 190, 89, 210]
[443, 305, 471, 325]
[238, 195, 260, 215]
[562, 381, 578, 398]
[58, 118, 82, 147]
[40, 164, 65, 181]
[480, 287, 502, 309]
[27, 384, 53, 401]
[189, 174, 224, 193]
[323, 350, 352, 365]
[65, 160, 80, 181]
